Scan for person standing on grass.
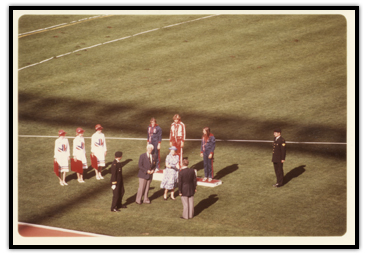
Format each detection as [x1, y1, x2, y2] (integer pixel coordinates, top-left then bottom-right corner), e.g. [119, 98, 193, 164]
[272, 128, 286, 188]
[136, 144, 155, 205]
[91, 124, 107, 180]
[200, 127, 216, 182]
[160, 146, 180, 200]
[147, 117, 162, 171]
[178, 158, 197, 220]
[54, 130, 70, 186]
[110, 151, 126, 212]
[170, 114, 186, 167]
[72, 127, 87, 183]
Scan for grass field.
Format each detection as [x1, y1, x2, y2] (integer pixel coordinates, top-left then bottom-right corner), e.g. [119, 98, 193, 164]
[16, 14, 347, 238]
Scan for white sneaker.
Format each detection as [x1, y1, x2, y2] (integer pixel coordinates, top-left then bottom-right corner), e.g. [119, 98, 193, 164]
[99, 175, 104, 179]
[63, 182, 68, 186]
[59, 181, 64, 186]
[96, 176, 101, 180]
[202, 177, 207, 181]
[208, 178, 212, 182]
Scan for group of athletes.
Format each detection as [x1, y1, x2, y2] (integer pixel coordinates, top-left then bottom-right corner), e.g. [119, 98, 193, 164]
[53, 114, 217, 186]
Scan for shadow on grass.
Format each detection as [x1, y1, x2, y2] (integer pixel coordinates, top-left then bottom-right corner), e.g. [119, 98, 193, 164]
[283, 165, 306, 186]
[72, 159, 132, 182]
[79, 162, 113, 181]
[194, 194, 219, 217]
[19, 91, 347, 160]
[149, 188, 165, 201]
[64, 163, 111, 183]
[121, 178, 160, 206]
[214, 164, 239, 180]
[122, 193, 137, 207]
[190, 160, 204, 171]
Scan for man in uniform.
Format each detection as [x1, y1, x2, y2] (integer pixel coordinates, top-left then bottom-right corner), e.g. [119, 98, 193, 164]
[272, 128, 286, 188]
[111, 151, 126, 212]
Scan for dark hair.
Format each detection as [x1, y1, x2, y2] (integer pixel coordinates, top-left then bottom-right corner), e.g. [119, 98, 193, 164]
[182, 158, 189, 166]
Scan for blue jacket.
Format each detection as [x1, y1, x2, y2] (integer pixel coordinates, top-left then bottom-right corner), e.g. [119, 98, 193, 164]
[201, 134, 216, 155]
[147, 124, 162, 144]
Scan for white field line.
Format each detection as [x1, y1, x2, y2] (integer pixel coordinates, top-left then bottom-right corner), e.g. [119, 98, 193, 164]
[17, 135, 347, 145]
[18, 15, 108, 36]
[18, 14, 220, 71]
[18, 222, 110, 237]
[18, 23, 68, 36]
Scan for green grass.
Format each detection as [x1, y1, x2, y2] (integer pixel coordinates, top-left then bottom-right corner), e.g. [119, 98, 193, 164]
[17, 14, 347, 237]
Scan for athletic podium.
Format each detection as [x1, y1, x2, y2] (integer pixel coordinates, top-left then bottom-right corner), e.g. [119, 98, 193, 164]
[152, 169, 222, 187]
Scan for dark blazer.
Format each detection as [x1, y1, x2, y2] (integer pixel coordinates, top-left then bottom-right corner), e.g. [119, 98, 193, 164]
[110, 159, 122, 185]
[272, 136, 286, 162]
[138, 153, 154, 180]
[178, 167, 197, 197]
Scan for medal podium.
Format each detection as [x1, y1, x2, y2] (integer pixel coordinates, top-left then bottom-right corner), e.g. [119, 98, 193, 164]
[152, 169, 222, 187]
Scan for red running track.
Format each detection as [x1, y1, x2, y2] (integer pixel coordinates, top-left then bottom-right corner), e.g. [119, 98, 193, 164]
[18, 223, 106, 237]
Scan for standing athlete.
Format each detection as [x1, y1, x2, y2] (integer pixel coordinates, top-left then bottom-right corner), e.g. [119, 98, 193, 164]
[200, 127, 216, 182]
[169, 114, 186, 167]
[147, 118, 162, 171]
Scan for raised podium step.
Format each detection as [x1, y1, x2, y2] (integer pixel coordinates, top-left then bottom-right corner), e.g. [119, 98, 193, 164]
[152, 170, 222, 187]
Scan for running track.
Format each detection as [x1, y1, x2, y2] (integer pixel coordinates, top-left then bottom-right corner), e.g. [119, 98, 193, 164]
[18, 222, 109, 237]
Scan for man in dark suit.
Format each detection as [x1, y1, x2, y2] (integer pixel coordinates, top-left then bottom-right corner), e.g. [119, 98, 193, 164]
[136, 144, 155, 204]
[178, 158, 197, 219]
[272, 128, 286, 188]
[110, 151, 125, 212]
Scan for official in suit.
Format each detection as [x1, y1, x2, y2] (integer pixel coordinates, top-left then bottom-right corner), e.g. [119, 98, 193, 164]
[272, 128, 286, 188]
[178, 158, 197, 219]
[136, 144, 155, 204]
[110, 151, 126, 212]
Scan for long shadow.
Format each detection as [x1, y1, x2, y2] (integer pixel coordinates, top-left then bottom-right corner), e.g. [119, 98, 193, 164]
[101, 159, 133, 177]
[194, 194, 219, 217]
[81, 161, 113, 180]
[18, 91, 347, 160]
[83, 166, 97, 180]
[190, 160, 204, 171]
[65, 162, 114, 183]
[65, 172, 78, 183]
[70, 160, 132, 182]
[122, 179, 159, 206]
[213, 164, 239, 180]
[283, 165, 306, 186]
[149, 188, 165, 201]
[122, 193, 137, 207]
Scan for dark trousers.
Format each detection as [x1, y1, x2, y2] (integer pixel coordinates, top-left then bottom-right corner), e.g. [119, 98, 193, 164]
[273, 162, 284, 186]
[203, 152, 213, 178]
[111, 184, 125, 210]
[150, 141, 160, 169]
